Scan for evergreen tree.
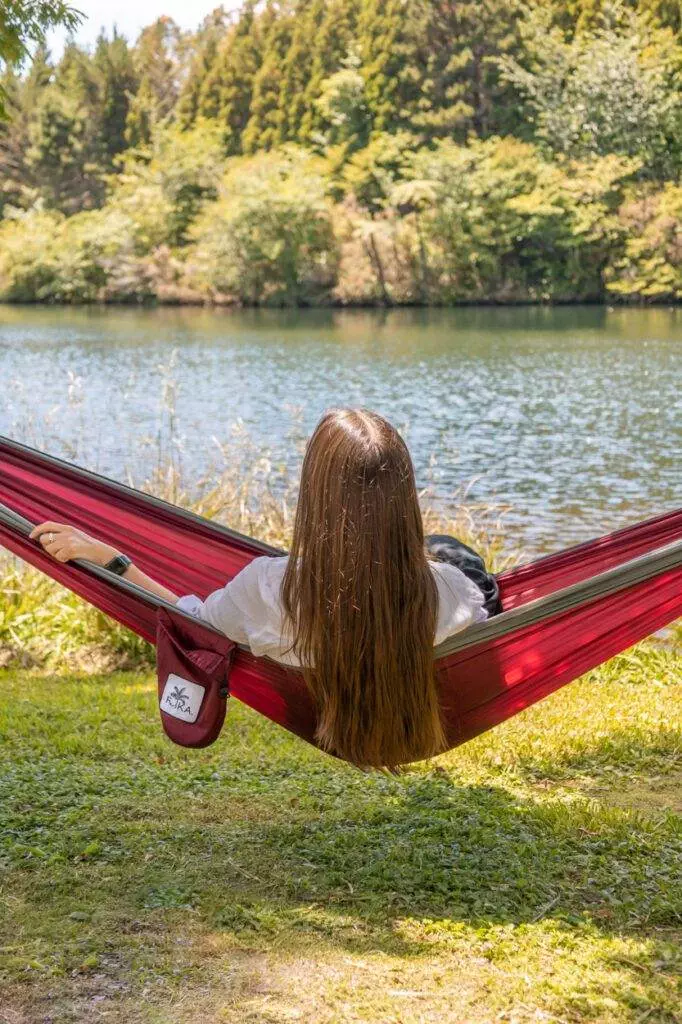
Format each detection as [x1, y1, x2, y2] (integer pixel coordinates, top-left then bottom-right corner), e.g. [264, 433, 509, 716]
[562, 0, 682, 33]
[176, 8, 230, 128]
[0, 46, 52, 210]
[125, 17, 184, 148]
[5, 32, 136, 214]
[242, 2, 295, 152]
[195, 0, 263, 153]
[433, 0, 522, 138]
[299, 0, 360, 142]
[93, 31, 138, 165]
[277, 0, 327, 143]
[643, 0, 682, 30]
[356, 0, 410, 134]
[25, 41, 106, 212]
[357, 0, 521, 140]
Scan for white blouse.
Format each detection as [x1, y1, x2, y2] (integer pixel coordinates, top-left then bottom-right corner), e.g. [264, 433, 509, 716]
[176, 556, 487, 667]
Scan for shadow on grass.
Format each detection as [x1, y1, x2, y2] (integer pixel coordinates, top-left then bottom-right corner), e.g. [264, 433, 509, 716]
[3, 715, 681, 1022]
[105, 770, 681, 959]
[2, 668, 680, 1017]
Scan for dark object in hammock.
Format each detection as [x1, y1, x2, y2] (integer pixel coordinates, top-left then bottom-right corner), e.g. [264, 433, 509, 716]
[1, 434, 681, 761]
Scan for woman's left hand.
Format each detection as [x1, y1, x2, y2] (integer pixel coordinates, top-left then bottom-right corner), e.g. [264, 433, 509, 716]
[29, 522, 121, 567]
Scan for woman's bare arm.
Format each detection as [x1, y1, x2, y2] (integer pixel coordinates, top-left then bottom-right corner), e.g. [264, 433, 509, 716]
[29, 521, 180, 604]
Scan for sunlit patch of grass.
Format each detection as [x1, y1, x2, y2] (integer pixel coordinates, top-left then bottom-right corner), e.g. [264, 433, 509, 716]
[0, 562, 154, 671]
[447, 646, 682, 788]
[0, 645, 680, 1022]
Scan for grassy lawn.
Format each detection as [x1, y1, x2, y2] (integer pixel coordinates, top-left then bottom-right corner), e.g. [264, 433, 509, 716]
[1, 645, 680, 1024]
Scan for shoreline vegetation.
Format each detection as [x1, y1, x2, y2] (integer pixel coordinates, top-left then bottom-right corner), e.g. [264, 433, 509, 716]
[7, 293, 682, 310]
[3, 2, 682, 307]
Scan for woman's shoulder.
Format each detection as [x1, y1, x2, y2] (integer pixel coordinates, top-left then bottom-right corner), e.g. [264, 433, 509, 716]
[253, 554, 289, 578]
[429, 559, 488, 643]
[232, 555, 288, 605]
[238, 553, 288, 573]
[429, 558, 479, 591]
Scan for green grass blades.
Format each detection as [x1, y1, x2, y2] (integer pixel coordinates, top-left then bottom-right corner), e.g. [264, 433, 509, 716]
[0, 646, 680, 1022]
[0, 563, 153, 671]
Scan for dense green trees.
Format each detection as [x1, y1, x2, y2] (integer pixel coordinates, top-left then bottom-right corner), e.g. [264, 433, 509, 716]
[0, 1, 81, 115]
[0, 32, 138, 214]
[1, 0, 682, 304]
[500, 4, 682, 176]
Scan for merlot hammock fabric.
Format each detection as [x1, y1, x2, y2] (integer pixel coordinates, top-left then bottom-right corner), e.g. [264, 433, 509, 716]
[1, 434, 681, 758]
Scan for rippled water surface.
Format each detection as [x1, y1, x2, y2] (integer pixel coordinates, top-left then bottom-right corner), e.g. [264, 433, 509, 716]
[1, 304, 680, 552]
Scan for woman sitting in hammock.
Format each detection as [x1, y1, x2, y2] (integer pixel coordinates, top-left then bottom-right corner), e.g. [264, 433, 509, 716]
[30, 409, 499, 769]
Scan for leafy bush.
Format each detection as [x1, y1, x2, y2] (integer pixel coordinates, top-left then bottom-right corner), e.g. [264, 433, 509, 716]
[188, 147, 339, 305]
[393, 138, 637, 302]
[0, 205, 62, 300]
[336, 130, 418, 210]
[0, 203, 160, 303]
[500, 4, 682, 178]
[605, 183, 682, 300]
[113, 122, 225, 247]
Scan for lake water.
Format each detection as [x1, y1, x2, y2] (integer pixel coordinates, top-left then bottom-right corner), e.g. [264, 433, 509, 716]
[1, 304, 680, 553]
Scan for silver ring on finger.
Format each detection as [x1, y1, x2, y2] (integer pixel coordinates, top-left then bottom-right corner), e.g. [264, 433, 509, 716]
[47, 533, 54, 544]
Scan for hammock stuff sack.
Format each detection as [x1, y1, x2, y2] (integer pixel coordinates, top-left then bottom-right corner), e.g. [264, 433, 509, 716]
[156, 607, 235, 748]
[1, 434, 681, 759]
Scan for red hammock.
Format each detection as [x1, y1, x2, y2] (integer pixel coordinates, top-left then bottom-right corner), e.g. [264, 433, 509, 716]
[1, 435, 681, 756]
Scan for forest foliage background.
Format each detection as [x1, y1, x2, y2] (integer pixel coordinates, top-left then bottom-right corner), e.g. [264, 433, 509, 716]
[2, 0, 682, 306]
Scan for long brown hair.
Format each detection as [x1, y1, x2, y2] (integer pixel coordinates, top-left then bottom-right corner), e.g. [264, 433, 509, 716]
[281, 408, 445, 769]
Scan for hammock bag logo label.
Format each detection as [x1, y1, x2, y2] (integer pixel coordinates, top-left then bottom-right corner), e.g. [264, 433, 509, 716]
[156, 607, 236, 748]
[160, 674, 206, 723]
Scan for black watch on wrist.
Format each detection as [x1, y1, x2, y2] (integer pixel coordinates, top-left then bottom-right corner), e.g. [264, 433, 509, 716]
[104, 553, 132, 576]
